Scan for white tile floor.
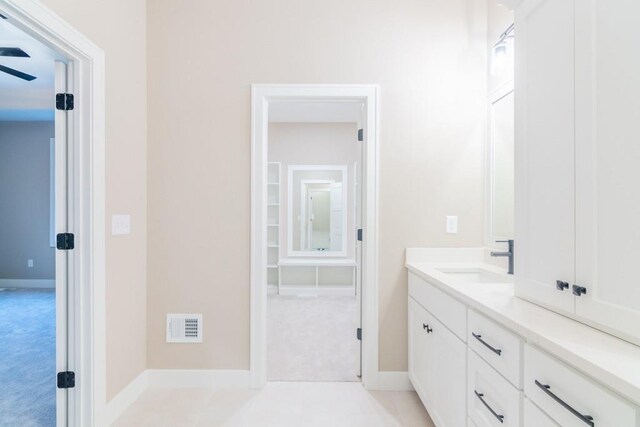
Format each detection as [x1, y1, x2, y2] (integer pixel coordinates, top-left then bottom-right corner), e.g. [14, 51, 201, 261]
[113, 382, 434, 427]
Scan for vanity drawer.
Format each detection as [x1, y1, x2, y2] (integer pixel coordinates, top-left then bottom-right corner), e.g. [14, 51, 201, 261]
[408, 272, 466, 340]
[468, 349, 522, 427]
[468, 309, 522, 388]
[524, 398, 558, 427]
[524, 345, 638, 427]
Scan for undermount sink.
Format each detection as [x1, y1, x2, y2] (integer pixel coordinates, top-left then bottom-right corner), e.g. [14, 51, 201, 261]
[435, 267, 511, 284]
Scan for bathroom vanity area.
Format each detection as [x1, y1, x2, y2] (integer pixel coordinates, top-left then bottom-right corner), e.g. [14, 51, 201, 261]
[406, 248, 640, 427]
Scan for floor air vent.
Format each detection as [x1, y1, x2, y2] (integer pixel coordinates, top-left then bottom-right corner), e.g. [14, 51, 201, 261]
[166, 313, 203, 343]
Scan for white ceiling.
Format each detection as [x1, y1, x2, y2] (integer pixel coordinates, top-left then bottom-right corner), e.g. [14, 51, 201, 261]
[0, 16, 64, 119]
[268, 101, 362, 123]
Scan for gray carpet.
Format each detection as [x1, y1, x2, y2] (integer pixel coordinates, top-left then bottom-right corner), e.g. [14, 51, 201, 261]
[267, 294, 360, 382]
[0, 288, 56, 427]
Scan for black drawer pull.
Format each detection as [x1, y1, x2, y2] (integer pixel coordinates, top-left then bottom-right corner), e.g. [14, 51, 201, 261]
[474, 390, 504, 423]
[472, 332, 502, 356]
[422, 323, 433, 333]
[535, 380, 594, 426]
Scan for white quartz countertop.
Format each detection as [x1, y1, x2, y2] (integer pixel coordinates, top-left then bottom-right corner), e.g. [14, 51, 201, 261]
[405, 248, 640, 407]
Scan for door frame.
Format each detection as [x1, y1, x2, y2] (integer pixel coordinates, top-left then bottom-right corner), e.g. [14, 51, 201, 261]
[0, 1, 106, 425]
[250, 84, 380, 388]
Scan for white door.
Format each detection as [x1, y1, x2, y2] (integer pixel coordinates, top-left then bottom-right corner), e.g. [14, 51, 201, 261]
[54, 60, 72, 427]
[574, 0, 640, 343]
[514, 0, 575, 314]
[329, 182, 343, 252]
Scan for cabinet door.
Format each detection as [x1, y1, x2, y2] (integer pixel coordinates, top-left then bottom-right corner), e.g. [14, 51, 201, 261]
[574, 0, 640, 343]
[408, 298, 436, 410]
[431, 313, 467, 427]
[514, 0, 576, 313]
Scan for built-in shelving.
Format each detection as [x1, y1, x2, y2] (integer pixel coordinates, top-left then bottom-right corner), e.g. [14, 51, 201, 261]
[266, 162, 281, 289]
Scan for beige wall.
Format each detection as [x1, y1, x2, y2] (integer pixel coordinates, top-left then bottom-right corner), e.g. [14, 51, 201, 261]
[148, 0, 487, 372]
[269, 122, 358, 258]
[0, 121, 55, 281]
[39, 0, 148, 400]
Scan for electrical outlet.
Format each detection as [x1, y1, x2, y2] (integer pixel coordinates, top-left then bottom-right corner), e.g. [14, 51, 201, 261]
[27, 259, 34, 268]
[446, 216, 458, 234]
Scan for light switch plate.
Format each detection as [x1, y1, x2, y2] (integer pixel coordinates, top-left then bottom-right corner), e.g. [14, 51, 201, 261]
[112, 214, 131, 235]
[446, 216, 458, 234]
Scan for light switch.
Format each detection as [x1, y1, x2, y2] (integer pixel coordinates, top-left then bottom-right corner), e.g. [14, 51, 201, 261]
[446, 216, 458, 234]
[112, 214, 131, 235]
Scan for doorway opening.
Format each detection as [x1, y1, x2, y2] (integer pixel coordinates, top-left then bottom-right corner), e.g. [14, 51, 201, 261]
[0, 2, 106, 425]
[0, 15, 71, 426]
[251, 85, 379, 389]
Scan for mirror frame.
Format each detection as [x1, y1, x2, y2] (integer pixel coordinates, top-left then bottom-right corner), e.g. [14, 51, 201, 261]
[287, 164, 348, 257]
[485, 81, 515, 248]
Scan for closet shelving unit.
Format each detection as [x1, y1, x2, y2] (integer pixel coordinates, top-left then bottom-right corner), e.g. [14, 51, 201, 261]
[266, 162, 281, 292]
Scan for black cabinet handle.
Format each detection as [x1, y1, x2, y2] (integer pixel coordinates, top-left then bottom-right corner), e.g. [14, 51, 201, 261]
[535, 380, 594, 426]
[474, 390, 504, 423]
[556, 280, 569, 291]
[572, 285, 587, 296]
[472, 332, 502, 356]
[422, 323, 433, 334]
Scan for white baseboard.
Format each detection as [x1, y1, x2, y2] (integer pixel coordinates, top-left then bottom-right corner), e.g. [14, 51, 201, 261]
[0, 279, 55, 289]
[146, 369, 251, 389]
[377, 371, 414, 391]
[105, 370, 148, 425]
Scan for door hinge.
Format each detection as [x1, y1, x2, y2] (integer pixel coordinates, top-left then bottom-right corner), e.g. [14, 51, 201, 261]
[357, 328, 362, 341]
[357, 128, 364, 141]
[56, 93, 74, 111]
[357, 228, 363, 242]
[56, 233, 75, 250]
[57, 371, 75, 389]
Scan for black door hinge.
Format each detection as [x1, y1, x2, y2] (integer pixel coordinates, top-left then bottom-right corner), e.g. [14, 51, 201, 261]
[357, 229, 363, 242]
[57, 371, 75, 389]
[56, 233, 75, 250]
[357, 128, 364, 141]
[356, 328, 362, 341]
[56, 93, 74, 111]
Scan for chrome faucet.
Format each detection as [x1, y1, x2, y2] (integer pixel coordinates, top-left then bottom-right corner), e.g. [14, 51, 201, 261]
[491, 239, 514, 275]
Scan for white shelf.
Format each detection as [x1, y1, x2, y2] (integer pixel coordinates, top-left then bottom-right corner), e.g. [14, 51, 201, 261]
[267, 265, 278, 269]
[268, 244, 279, 248]
[267, 182, 279, 185]
[267, 224, 279, 227]
[268, 203, 279, 206]
[278, 258, 357, 267]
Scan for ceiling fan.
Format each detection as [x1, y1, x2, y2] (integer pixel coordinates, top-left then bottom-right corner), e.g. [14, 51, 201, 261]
[0, 14, 37, 81]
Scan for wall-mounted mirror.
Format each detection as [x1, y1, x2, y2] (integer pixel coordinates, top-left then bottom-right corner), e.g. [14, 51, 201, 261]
[288, 165, 348, 257]
[487, 83, 514, 244]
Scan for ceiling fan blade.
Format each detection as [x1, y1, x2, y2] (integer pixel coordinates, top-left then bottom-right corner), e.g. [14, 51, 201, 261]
[0, 64, 36, 81]
[0, 47, 30, 57]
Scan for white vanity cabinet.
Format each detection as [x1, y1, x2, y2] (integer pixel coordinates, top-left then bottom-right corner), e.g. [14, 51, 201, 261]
[408, 269, 639, 427]
[515, 0, 640, 343]
[408, 279, 466, 427]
